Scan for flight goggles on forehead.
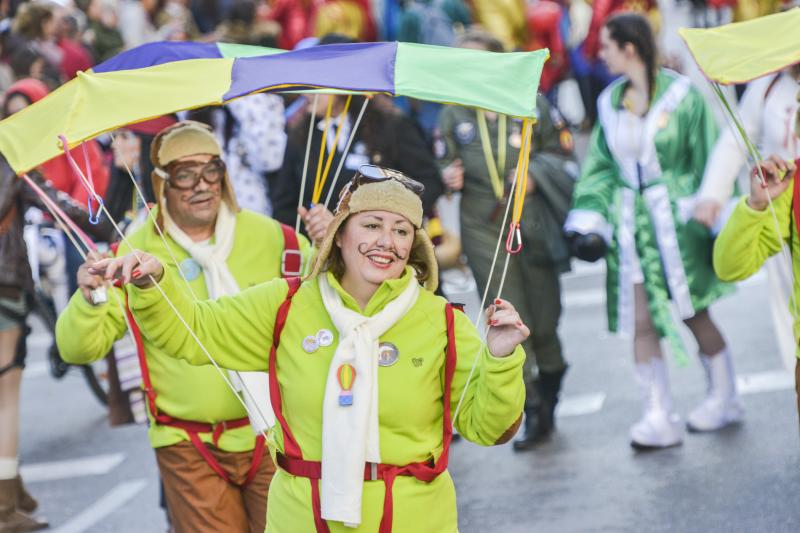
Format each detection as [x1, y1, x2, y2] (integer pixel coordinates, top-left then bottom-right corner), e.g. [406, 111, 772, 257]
[350, 165, 425, 196]
[155, 156, 226, 190]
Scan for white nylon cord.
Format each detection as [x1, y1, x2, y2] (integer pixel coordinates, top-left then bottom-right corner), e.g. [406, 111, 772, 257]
[450, 121, 530, 427]
[295, 95, 319, 233]
[323, 97, 370, 209]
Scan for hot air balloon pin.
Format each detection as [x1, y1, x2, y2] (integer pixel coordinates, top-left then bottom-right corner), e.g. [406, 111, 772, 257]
[337, 363, 356, 407]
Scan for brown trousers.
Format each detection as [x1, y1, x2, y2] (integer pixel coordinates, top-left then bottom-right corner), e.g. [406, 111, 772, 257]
[155, 441, 275, 533]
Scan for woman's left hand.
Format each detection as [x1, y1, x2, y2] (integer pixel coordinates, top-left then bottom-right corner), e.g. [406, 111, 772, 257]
[485, 299, 530, 358]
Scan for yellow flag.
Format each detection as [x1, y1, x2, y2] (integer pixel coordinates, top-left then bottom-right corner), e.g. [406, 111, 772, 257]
[679, 8, 800, 85]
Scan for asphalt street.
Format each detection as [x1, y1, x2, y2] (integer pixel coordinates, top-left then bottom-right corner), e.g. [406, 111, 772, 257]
[17, 260, 800, 532]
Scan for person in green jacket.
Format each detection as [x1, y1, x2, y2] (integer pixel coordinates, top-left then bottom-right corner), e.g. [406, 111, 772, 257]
[437, 29, 577, 451]
[713, 155, 800, 419]
[91, 165, 528, 533]
[56, 121, 312, 533]
[564, 13, 740, 449]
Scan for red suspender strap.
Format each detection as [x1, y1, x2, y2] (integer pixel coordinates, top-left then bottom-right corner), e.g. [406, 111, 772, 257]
[122, 293, 261, 486]
[438, 303, 458, 474]
[376, 304, 458, 533]
[123, 291, 160, 419]
[188, 431, 234, 483]
[280, 223, 303, 277]
[268, 277, 304, 459]
[268, 277, 330, 531]
[243, 435, 267, 486]
[311, 480, 330, 533]
[793, 162, 800, 237]
[273, 298, 458, 533]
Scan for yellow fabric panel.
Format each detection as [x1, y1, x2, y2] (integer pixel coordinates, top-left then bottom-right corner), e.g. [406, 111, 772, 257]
[0, 58, 232, 174]
[679, 8, 800, 85]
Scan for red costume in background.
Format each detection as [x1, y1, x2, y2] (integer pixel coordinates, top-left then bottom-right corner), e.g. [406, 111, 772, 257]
[525, 1, 567, 93]
[5, 79, 109, 204]
[583, 0, 658, 59]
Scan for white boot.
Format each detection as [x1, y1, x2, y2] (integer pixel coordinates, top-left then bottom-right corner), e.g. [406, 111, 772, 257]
[630, 358, 684, 449]
[687, 348, 743, 432]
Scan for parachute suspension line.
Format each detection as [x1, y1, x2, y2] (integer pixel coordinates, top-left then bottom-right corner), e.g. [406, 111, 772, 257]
[57, 135, 104, 225]
[20, 173, 95, 256]
[109, 133, 275, 429]
[312, 98, 334, 204]
[21, 174, 92, 261]
[66, 151, 275, 438]
[109, 132, 200, 302]
[315, 95, 352, 203]
[710, 83, 798, 323]
[323, 96, 371, 210]
[296, 95, 319, 233]
[451, 117, 534, 429]
[506, 119, 534, 254]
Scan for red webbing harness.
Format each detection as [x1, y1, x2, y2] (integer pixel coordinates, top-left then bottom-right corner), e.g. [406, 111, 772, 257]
[268, 277, 459, 532]
[792, 160, 800, 237]
[120, 223, 301, 486]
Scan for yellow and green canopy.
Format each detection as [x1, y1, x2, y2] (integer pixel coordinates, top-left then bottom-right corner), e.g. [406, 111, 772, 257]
[0, 41, 549, 174]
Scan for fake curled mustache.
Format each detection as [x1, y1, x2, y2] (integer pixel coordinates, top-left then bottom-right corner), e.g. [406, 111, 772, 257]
[357, 243, 409, 261]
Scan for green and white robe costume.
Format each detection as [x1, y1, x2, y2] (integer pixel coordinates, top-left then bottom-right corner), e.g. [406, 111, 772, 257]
[565, 69, 733, 361]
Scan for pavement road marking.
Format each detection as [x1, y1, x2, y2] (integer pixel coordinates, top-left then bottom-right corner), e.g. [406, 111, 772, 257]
[736, 370, 795, 395]
[27, 333, 52, 350]
[50, 479, 148, 533]
[563, 288, 605, 308]
[22, 360, 48, 379]
[556, 392, 606, 418]
[563, 272, 768, 310]
[21, 453, 126, 483]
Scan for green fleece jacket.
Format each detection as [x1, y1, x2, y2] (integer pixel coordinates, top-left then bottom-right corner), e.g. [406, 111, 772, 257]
[714, 192, 800, 357]
[56, 207, 311, 451]
[127, 267, 526, 532]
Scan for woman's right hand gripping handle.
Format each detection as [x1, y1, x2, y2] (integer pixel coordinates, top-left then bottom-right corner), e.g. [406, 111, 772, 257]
[747, 155, 796, 212]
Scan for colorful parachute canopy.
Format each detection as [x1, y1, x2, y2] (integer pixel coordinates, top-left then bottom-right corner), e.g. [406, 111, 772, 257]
[0, 40, 548, 174]
[679, 7, 800, 85]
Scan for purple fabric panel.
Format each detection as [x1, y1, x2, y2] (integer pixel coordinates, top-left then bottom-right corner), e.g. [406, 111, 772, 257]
[224, 42, 396, 100]
[93, 41, 222, 73]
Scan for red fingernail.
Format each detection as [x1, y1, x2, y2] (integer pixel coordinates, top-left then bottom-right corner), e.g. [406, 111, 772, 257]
[494, 299, 502, 305]
[490, 319, 498, 326]
[132, 269, 141, 279]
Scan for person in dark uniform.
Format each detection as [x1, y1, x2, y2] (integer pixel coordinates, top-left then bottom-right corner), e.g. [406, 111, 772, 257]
[271, 92, 444, 231]
[436, 29, 579, 451]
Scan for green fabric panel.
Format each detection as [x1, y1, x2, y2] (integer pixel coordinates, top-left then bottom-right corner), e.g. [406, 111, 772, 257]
[217, 42, 284, 58]
[0, 58, 232, 173]
[394, 42, 547, 118]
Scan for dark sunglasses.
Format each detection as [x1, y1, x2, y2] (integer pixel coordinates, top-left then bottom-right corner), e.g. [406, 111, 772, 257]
[351, 165, 425, 197]
[164, 157, 226, 190]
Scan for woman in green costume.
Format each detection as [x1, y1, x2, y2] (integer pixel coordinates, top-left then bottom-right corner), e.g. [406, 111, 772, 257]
[91, 166, 528, 532]
[564, 13, 741, 449]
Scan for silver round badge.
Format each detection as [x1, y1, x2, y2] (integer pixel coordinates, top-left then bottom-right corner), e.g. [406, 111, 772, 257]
[302, 335, 320, 354]
[180, 258, 202, 281]
[378, 342, 399, 367]
[317, 329, 334, 347]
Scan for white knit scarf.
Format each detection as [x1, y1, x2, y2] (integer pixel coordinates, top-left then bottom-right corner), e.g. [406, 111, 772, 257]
[318, 272, 419, 527]
[162, 201, 275, 432]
